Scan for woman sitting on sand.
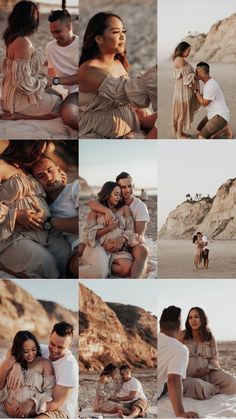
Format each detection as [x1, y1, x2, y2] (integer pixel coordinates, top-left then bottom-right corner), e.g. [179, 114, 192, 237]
[1, 1, 62, 120]
[172, 41, 200, 139]
[178, 307, 236, 399]
[0, 140, 69, 278]
[0, 330, 55, 418]
[79, 12, 157, 139]
[93, 364, 131, 416]
[79, 181, 138, 278]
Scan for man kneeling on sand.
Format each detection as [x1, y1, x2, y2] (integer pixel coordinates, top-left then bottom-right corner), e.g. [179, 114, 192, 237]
[191, 62, 233, 139]
[157, 306, 199, 418]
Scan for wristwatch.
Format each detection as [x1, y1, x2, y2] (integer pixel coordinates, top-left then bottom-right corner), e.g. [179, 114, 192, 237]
[43, 217, 53, 231]
[194, 89, 199, 93]
[53, 77, 60, 86]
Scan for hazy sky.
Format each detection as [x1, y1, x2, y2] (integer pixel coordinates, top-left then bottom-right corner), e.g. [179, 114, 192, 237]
[159, 0, 236, 61]
[158, 141, 236, 227]
[80, 280, 158, 316]
[157, 279, 236, 341]
[79, 141, 157, 189]
[13, 280, 78, 311]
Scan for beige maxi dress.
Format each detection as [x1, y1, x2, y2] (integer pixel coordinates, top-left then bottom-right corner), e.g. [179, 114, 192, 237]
[79, 208, 137, 279]
[0, 368, 55, 417]
[1, 48, 61, 116]
[93, 378, 123, 412]
[172, 62, 200, 135]
[0, 171, 70, 278]
[79, 66, 157, 139]
[182, 335, 236, 399]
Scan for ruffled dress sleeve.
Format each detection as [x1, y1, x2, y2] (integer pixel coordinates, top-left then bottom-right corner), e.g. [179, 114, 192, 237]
[82, 212, 105, 248]
[208, 337, 220, 370]
[10, 59, 47, 100]
[31, 375, 55, 414]
[0, 202, 17, 240]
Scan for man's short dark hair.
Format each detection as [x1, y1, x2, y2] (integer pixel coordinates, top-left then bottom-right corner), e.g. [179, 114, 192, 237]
[197, 232, 202, 236]
[48, 9, 72, 23]
[160, 306, 181, 331]
[197, 62, 210, 74]
[116, 172, 131, 183]
[52, 321, 74, 337]
[119, 364, 130, 372]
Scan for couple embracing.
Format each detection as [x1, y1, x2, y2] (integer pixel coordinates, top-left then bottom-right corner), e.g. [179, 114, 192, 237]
[79, 172, 150, 279]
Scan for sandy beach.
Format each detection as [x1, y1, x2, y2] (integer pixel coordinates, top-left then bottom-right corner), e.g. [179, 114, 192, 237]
[158, 61, 236, 139]
[158, 239, 236, 278]
[79, 0, 157, 75]
[0, 10, 78, 139]
[79, 369, 157, 418]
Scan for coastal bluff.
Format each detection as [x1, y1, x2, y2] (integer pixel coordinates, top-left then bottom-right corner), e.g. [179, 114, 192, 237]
[159, 178, 236, 239]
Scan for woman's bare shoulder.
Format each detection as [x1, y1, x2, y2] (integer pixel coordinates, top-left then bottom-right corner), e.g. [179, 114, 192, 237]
[37, 357, 54, 373]
[79, 61, 110, 92]
[9, 37, 33, 60]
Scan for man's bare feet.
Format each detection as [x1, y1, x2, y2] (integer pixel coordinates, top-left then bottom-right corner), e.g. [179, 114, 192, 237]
[177, 132, 192, 139]
[117, 410, 125, 418]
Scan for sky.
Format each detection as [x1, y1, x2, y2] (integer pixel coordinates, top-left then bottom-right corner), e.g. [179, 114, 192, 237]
[80, 280, 158, 316]
[158, 141, 236, 227]
[13, 280, 78, 311]
[79, 141, 157, 189]
[159, 0, 236, 61]
[157, 279, 236, 341]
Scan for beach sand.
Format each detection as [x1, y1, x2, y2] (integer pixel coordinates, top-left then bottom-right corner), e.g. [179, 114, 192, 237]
[158, 61, 236, 139]
[79, 369, 157, 417]
[0, 11, 78, 139]
[79, 0, 157, 75]
[158, 239, 236, 279]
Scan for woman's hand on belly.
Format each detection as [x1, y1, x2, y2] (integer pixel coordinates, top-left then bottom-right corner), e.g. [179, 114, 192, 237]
[193, 368, 210, 378]
[16, 209, 43, 230]
[103, 237, 125, 253]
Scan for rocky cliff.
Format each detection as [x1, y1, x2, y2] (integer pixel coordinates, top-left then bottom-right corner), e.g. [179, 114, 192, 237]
[184, 13, 236, 63]
[0, 280, 77, 343]
[79, 284, 157, 371]
[79, 176, 94, 195]
[159, 178, 236, 239]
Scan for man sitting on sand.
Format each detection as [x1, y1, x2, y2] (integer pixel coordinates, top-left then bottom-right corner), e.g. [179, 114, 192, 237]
[46, 9, 78, 130]
[116, 365, 148, 418]
[31, 155, 78, 278]
[0, 321, 78, 418]
[157, 306, 199, 418]
[79, 172, 150, 279]
[191, 62, 233, 139]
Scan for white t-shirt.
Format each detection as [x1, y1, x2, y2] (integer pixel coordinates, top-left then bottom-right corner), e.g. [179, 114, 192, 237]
[50, 180, 79, 250]
[157, 332, 189, 399]
[46, 36, 79, 93]
[129, 197, 150, 222]
[202, 235, 209, 250]
[40, 344, 78, 418]
[203, 78, 229, 122]
[118, 377, 147, 402]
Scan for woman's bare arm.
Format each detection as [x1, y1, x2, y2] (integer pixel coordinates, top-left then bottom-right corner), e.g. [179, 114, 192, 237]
[79, 65, 109, 93]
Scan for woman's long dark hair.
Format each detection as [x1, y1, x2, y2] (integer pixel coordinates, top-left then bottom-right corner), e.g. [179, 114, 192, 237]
[184, 307, 212, 342]
[3, 1, 39, 47]
[100, 363, 117, 377]
[79, 12, 130, 71]
[11, 330, 41, 370]
[97, 181, 123, 208]
[172, 41, 191, 61]
[1, 140, 47, 167]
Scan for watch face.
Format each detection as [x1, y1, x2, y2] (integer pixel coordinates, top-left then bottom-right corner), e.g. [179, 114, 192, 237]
[53, 77, 60, 85]
[44, 221, 52, 230]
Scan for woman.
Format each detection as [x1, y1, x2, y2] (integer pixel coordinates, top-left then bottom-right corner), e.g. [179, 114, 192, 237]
[1, 1, 62, 120]
[178, 307, 236, 399]
[0, 331, 55, 418]
[79, 12, 157, 139]
[0, 141, 70, 278]
[93, 364, 130, 415]
[172, 41, 200, 139]
[79, 181, 138, 278]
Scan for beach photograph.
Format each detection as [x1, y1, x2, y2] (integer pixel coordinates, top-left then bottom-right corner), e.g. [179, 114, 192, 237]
[158, 141, 236, 279]
[157, 279, 236, 418]
[78, 0, 157, 139]
[0, 0, 78, 139]
[0, 278, 78, 418]
[79, 280, 157, 418]
[79, 141, 157, 279]
[158, 0, 236, 139]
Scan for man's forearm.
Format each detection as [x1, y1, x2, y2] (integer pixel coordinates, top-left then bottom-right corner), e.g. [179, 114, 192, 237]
[52, 216, 78, 234]
[51, 73, 78, 85]
[87, 199, 108, 215]
[168, 376, 185, 417]
[194, 91, 208, 107]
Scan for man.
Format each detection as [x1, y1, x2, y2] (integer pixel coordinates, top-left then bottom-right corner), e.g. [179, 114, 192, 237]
[86, 172, 150, 278]
[192, 62, 232, 139]
[197, 232, 209, 269]
[158, 306, 199, 418]
[115, 365, 148, 418]
[46, 9, 78, 130]
[31, 156, 78, 277]
[0, 322, 78, 418]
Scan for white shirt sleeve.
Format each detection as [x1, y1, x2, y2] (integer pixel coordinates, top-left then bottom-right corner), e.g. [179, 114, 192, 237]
[71, 180, 79, 209]
[128, 378, 139, 392]
[134, 202, 150, 222]
[167, 346, 189, 379]
[203, 82, 218, 101]
[55, 358, 78, 388]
